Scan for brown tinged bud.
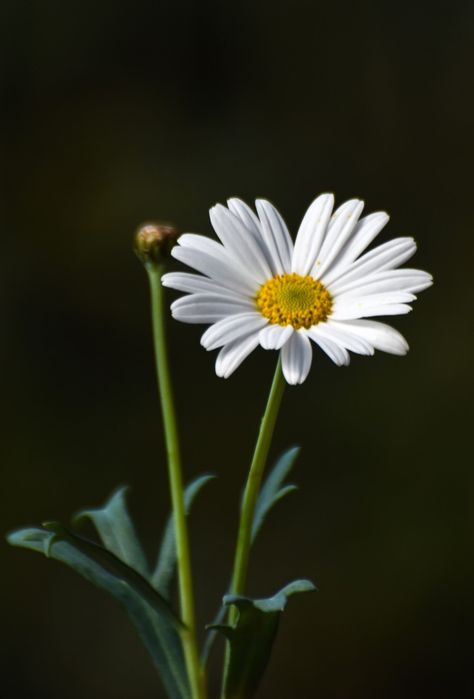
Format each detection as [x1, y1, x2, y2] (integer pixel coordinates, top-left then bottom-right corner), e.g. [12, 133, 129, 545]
[134, 222, 180, 266]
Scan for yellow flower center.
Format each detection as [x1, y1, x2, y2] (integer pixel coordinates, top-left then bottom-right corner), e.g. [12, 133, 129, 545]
[255, 273, 333, 329]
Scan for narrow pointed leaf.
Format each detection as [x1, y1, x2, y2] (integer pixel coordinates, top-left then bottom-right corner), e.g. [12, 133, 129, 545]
[153, 474, 215, 596]
[252, 446, 300, 542]
[210, 579, 315, 699]
[201, 603, 226, 665]
[74, 486, 149, 577]
[43, 521, 184, 626]
[7, 526, 191, 699]
[203, 450, 299, 666]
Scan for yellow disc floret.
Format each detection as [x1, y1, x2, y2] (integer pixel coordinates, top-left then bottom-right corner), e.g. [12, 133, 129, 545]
[255, 272, 332, 329]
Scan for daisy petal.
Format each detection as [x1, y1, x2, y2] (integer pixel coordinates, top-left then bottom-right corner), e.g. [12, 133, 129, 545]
[227, 198, 261, 238]
[331, 319, 409, 355]
[215, 333, 261, 379]
[255, 199, 294, 274]
[314, 199, 365, 277]
[172, 241, 256, 296]
[200, 313, 268, 351]
[162, 272, 249, 301]
[316, 321, 374, 355]
[306, 328, 350, 366]
[331, 295, 414, 320]
[227, 197, 275, 272]
[167, 193, 432, 382]
[210, 204, 272, 282]
[321, 211, 389, 281]
[292, 193, 334, 275]
[324, 237, 417, 288]
[259, 324, 294, 350]
[281, 331, 313, 385]
[171, 293, 253, 323]
[332, 268, 434, 297]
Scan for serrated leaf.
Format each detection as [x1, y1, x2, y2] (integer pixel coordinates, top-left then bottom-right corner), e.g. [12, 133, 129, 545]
[251, 446, 300, 543]
[74, 486, 149, 577]
[152, 474, 215, 596]
[7, 526, 191, 699]
[210, 579, 315, 699]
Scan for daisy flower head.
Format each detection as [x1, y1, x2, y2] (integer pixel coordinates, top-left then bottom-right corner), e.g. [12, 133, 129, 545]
[162, 195, 433, 385]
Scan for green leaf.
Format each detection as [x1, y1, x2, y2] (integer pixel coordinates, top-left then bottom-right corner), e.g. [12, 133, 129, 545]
[74, 486, 149, 577]
[7, 525, 191, 699]
[251, 446, 299, 543]
[152, 474, 215, 596]
[201, 604, 226, 666]
[210, 579, 316, 699]
[202, 450, 299, 667]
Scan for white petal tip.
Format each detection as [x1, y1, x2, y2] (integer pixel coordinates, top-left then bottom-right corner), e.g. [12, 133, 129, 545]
[315, 192, 335, 208]
[215, 367, 231, 379]
[390, 343, 409, 356]
[280, 368, 303, 385]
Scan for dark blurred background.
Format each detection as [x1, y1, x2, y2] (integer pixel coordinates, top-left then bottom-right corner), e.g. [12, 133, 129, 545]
[1, 1, 473, 697]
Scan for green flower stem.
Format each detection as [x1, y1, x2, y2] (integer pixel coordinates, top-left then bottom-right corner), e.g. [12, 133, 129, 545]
[147, 264, 206, 699]
[229, 356, 286, 599]
[221, 357, 286, 697]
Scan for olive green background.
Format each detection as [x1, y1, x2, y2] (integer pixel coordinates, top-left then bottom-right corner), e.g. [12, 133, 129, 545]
[1, 1, 473, 697]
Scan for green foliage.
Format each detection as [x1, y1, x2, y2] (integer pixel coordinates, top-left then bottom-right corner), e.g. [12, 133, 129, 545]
[202, 447, 299, 665]
[252, 446, 299, 543]
[7, 455, 308, 698]
[7, 522, 190, 699]
[210, 579, 316, 699]
[6, 479, 214, 699]
[75, 486, 149, 577]
[153, 475, 215, 598]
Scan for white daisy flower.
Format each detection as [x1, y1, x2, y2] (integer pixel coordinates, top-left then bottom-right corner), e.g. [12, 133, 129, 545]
[162, 195, 433, 385]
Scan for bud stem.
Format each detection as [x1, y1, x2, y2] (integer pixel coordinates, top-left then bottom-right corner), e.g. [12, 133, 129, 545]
[147, 263, 206, 699]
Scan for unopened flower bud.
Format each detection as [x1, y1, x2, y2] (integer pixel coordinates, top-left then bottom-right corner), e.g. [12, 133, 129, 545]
[134, 222, 180, 266]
